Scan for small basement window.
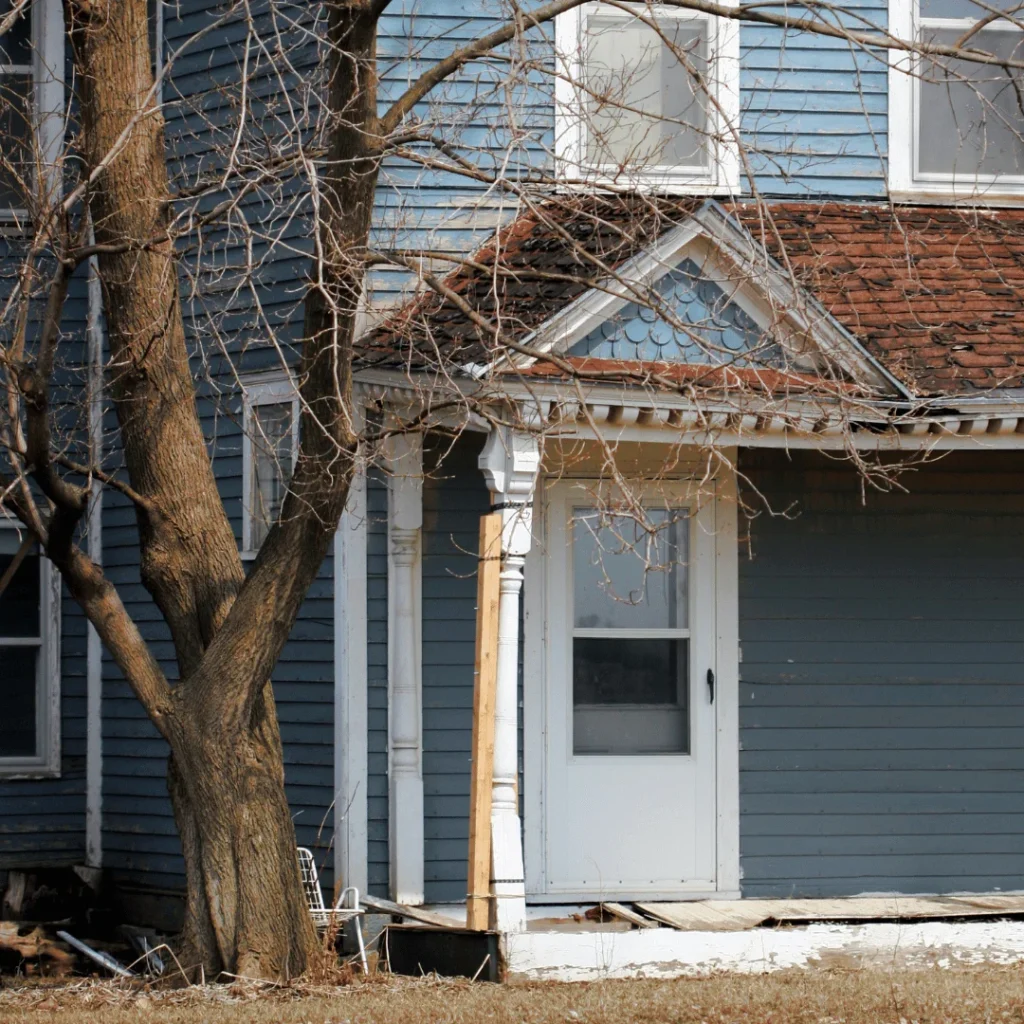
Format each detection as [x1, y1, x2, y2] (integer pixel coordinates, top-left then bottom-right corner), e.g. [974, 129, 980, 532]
[0, 522, 60, 776]
[242, 375, 299, 556]
[556, 1, 740, 192]
[890, 0, 1024, 196]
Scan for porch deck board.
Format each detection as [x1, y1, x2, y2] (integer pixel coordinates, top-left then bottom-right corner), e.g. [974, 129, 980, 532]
[634, 895, 1024, 931]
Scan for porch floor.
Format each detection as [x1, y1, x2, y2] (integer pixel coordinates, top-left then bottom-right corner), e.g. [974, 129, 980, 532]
[522, 894, 1024, 933]
[503, 897, 1024, 980]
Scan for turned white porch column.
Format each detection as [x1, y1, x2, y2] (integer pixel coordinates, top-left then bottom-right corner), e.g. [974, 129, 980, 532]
[387, 431, 424, 905]
[479, 426, 541, 934]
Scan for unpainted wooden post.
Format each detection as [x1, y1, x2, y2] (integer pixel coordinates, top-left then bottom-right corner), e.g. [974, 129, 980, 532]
[466, 513, 502, 930]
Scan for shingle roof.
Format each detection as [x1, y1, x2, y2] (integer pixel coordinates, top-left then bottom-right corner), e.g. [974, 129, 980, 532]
[365, 197, 1024, 397]
[735, 202, 1024, 395]
[362, 195, 701, 370]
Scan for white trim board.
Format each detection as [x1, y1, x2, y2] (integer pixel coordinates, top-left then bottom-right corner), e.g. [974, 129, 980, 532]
[85, 247, 105, 867]
[334, 423, 368, 894]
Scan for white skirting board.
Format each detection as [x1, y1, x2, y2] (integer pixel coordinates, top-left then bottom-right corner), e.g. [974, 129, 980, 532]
[503, 920, 1024, 981]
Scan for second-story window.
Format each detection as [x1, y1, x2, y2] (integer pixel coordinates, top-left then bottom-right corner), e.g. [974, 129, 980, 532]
[891, 0, 1024, 195]
[242, 377, 299, 555]
[0, 0, 33, 214]
[556, 2, 740, 193]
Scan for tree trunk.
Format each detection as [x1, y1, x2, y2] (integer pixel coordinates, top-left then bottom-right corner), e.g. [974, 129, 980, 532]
[167, 681, 319, 981]
[66, 0, 325, 980]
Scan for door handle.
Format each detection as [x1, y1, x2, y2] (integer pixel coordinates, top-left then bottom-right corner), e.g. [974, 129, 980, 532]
[706, 668, 715, 704]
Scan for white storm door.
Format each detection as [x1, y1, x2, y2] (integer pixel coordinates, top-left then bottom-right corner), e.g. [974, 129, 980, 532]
[543, 481, 718, 897]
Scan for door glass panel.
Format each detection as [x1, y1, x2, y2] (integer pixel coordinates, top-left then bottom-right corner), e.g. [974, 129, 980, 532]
[573, 637, 689, 754]
[571, 506, 691, 756]
[572, 507, 688, 629]
[0, 646, 37, 758]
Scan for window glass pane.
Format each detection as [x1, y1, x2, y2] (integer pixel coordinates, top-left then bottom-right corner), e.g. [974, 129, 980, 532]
[572, 507, 688, 629]
[0, 0, 31, 67]
[250, 402, 294, 549]
[0, 72, 31, 209]
[585, 15, 709, 169]
[0, 533, 40, 638]
[919, 28, 1024, 176]
[573, 637, 688, 754]
[0, 646, 37, 758]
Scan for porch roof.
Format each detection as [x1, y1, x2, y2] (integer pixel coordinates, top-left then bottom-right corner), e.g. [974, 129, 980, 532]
[363, 197, 1024, 400]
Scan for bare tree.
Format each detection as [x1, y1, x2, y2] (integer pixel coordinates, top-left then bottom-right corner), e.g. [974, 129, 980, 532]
[0, 0, 1020, 981]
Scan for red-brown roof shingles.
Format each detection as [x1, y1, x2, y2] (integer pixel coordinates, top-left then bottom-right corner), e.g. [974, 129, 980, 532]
[733, 202, 1024, 395]
[366, 197, 1024, 397]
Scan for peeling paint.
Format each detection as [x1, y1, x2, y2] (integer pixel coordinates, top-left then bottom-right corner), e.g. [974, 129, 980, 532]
[504, 920, 1024, 981]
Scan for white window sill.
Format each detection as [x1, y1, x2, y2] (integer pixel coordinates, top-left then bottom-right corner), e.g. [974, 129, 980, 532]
[556, 175, 740, 197]
[889, 188, 1024, 208]
[0, 764, 61, 780]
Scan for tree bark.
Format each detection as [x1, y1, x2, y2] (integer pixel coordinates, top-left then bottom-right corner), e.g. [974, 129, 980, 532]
[61, 0, 387, 980]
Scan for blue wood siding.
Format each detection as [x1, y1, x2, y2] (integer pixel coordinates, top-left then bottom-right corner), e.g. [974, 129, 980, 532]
[741, 0, 888, 197]
[739, 450, 1024, 897]
[0, 250, 90, 870]
[421, 434, 490, 903]
[366, 468, 390, 898]
[101, 412, 337, 905]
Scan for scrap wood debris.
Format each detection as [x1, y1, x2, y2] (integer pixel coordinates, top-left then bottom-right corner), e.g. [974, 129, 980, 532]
[0, 922, 75, 977]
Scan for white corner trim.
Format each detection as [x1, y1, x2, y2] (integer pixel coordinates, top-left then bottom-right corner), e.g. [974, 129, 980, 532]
[34, 0, 65, 205]
[887, 0, 914, 196]
[523, 497, 547, 898]
[386, 430, 425, 905]
[85, 249, 105, 867]
[335, 419, 368, 894]
[714, 453, 740, 894]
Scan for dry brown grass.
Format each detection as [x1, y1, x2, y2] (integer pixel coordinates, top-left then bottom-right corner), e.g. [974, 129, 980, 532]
[4, 968, 1024, 1024]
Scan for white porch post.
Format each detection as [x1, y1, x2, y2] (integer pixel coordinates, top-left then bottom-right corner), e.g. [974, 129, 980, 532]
[386, 431, 425, 905]
[335, 427, 368, 895]
[479, 426, 541, 934]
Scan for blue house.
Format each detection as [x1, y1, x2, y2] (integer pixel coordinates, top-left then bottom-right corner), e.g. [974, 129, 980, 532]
[4, 0, 1024, 974]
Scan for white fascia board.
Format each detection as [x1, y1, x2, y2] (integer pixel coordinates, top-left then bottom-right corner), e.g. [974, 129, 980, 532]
[692, 203, 913, 399]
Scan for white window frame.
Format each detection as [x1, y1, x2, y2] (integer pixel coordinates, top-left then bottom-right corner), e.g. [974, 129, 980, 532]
[0, 0, 65, 224]
[889, 0, 1024, 199]
[0, 518, 61, 778]
[555, 1, 740, 194]
[240, 372, 300, 558]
